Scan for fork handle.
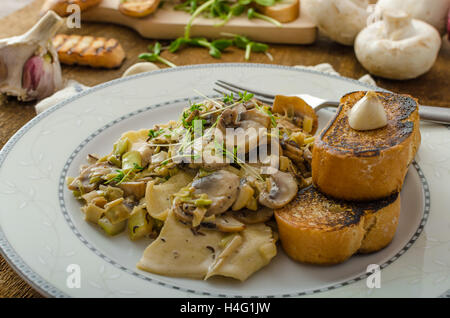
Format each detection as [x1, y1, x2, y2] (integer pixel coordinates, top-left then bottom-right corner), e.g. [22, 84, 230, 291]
[419, 105, 450, 125]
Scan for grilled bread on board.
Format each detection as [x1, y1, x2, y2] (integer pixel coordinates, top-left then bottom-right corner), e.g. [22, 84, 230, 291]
[312, 91, 420, 201]
[275, 186, 400, 265]
[41, 0, 102, 17]
[52, 34, 126, 68]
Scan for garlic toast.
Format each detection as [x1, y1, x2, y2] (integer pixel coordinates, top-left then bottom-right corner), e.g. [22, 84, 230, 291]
[255, 0, 300, 23]
[41, 0, 102, 17]
[52, 34, 126, 68]
[275, 186, 400, 265]
[312, 91, 420, 201]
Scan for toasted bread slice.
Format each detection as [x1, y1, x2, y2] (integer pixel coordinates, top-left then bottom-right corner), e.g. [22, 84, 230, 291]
[312, 91, 420, 201]
[119, 0, 161, 18]
[41, 0, 102, 17]
[275, 186, 400, 265]
[255, 0, 300, 23]
[52, 34, 126, 68]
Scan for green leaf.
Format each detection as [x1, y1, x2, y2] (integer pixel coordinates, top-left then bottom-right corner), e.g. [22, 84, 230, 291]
[153, 42, 161, 55]
[247, 7, 256, 19]
[254, 0, 276, 6]
[211, 39, 233, 50]
[138, 53, 157, 62]
[251, 42, 268, 52]
[148, 128, 165, 138]
[223, 93, 234, 103]
[209, 46, 222, 58]
[169, 37, 188, 52]
[238, 91, 254, 102]
[189, 37, 209, 47]
[133, 163, 144, 171]
[233, 35, 250, 49]
[231, 4, 246, 16]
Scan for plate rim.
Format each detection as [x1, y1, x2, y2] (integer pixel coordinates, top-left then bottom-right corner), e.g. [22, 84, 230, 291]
[59, 97, 431, 298]
[0, 63, 430, 298]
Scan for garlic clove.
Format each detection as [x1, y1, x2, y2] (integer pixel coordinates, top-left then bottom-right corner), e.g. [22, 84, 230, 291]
[122, 62, 159, 77]
[348, 91, 388, 131]
[22, 53, 61, 101]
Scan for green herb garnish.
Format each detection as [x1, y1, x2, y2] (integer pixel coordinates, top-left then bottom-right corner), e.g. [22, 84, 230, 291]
[247, 8, 282, 27]
[139, 42, 177, 68]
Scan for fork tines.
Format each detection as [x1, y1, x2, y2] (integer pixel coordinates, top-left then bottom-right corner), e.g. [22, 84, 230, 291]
[214, 80, 275, 104]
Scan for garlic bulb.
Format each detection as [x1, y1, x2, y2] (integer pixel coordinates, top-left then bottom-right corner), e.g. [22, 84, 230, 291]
[302, 0, 372, 45]
[369, 0, 450, 34]
[355, 11, 442, 80]
[0, 11, 63, 102]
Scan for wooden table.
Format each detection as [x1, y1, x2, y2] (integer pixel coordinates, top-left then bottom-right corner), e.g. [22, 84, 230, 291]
[0, 0, 449, 298]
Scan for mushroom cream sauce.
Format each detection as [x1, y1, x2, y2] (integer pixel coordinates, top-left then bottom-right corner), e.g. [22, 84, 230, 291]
[67, 93, 316, 281]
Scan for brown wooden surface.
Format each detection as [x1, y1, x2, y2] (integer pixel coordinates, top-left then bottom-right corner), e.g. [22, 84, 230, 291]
[0, 0, 449, 298]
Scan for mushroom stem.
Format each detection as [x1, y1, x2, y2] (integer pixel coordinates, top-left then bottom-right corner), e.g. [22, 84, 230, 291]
[383, 10, 413, 40]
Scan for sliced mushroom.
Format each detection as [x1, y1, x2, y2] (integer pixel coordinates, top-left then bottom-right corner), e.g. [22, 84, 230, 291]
[119, 181, 147, 199]
[214, 214, 246, 232]
[258, 170, 298, 209]
[233, 207, 274, 224]
[239, 108, 271, 130]
[150, 151, 168, 164]
[192, 170, 240, 215]
[135, 143, 153, 166]
[272, 95, 318, 134]
[215, 105, 273, 155]
[232, 182, 255, 211]
[221, 108, 240, 127]
[68, 162, 113, 192]
[281, 141, 304, 165]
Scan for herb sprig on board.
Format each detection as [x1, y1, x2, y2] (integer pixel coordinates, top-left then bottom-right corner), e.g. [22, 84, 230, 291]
[175, 0, 282, 29]
[138, 42, 177, 68]
[138, 0, 276, 65]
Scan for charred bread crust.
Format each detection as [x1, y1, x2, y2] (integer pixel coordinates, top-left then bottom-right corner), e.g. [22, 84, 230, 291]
[275, 186, 400, 265]
[312, 91, 420, 201]
[52, 34, 126, 69]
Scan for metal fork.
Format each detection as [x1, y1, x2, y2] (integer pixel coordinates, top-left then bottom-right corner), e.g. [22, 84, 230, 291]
[214, 80, 450, 125]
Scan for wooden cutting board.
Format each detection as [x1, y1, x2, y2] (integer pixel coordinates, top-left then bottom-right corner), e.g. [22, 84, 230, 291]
[81, 0, 317, 44]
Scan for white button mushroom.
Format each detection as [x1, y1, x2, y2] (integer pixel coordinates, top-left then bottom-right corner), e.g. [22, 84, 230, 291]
[302, 0, 372, 45]
[369, 0, 450, 35]
[355, 10, 442, 80]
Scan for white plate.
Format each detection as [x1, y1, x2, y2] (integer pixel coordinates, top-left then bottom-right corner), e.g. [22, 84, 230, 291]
[0, 64, 443, 298]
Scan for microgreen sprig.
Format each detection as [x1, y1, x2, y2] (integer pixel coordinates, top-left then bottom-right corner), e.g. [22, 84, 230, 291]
[170, 37, 232, 58]
[139, 42, 177, 68]
[253, 100, 277, 127]
[221, 33, 269, 61]
[247, 8, 282, 27]
[184, 0, 216, 39]
[213, 139, 264, 181]
[148, 128, 165, 139]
